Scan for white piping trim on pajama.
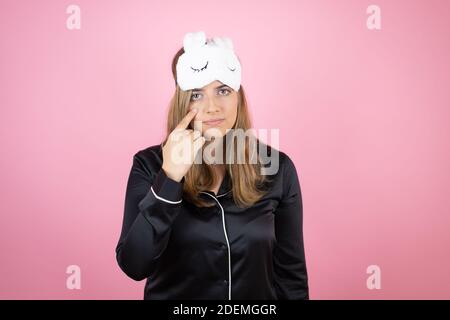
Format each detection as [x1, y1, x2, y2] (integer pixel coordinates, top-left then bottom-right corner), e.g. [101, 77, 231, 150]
[150, 186, 182, 204]
[200, 191, 232, 300]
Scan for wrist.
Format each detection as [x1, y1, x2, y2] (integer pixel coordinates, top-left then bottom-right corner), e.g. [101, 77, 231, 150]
[162, 165, 183, 182]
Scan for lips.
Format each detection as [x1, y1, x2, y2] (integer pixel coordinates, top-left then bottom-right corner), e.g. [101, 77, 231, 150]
[203, 119, 224, 126]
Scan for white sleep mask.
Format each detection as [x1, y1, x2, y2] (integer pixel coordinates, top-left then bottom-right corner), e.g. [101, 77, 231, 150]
[175, 31, 242, 92]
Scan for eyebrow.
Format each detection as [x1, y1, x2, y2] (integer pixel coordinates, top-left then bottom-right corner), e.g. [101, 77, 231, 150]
[192, 84, 230, 92]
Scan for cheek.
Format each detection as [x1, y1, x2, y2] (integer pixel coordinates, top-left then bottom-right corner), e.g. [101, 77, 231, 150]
[225, 103, 238, 124]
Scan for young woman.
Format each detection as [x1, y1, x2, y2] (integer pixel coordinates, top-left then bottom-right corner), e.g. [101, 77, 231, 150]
[115, 31, 309, 300]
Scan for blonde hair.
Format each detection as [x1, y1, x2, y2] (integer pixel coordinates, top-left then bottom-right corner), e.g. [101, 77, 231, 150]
[162, 47, 272, 208]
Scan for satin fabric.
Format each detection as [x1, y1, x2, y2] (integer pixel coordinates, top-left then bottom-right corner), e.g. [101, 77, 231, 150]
[116, 144, 309, 300]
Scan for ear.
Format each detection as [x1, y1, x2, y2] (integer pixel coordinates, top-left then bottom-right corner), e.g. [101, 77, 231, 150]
[183, 31, 207, 52]
[211, 36, 234, 51]
[222, 37, 234, 51]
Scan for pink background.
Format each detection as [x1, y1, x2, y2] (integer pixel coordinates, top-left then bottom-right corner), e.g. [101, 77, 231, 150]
[1, 0, 449, 299]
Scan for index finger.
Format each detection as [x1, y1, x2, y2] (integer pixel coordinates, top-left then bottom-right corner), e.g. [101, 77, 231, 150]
[175, 108, 198, 130]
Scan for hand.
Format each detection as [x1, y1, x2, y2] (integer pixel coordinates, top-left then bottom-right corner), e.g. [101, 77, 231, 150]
[161, 108, 206, 182]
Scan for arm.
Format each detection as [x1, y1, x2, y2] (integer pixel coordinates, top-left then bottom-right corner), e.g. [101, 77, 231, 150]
[273, 154, 309, 299]
[115, 153, 184, 281]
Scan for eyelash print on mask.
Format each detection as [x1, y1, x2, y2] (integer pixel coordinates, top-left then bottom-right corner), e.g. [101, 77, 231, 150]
[191, 61, 209, 72]
[228, 67, 236, 72]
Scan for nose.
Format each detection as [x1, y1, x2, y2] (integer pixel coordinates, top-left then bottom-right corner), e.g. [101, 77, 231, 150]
[204, 95, 221, 114]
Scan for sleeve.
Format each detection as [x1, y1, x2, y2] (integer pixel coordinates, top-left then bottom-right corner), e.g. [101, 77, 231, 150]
[115, 153, 184, 281]
[273, 154, 309, 299]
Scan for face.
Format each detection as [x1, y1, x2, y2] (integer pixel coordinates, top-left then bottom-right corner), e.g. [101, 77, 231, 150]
[188, 80, 238, 140]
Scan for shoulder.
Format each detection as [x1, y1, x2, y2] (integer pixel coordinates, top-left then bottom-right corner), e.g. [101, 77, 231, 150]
[256, 142, 301, 202]
[131, 144, 164, 174]
[280, 150, 297, 176]
[258, 142, 297, 178]
[263, 142, 301, 190]
[134, 143, 163, 160]
[277, 150, 301, 198]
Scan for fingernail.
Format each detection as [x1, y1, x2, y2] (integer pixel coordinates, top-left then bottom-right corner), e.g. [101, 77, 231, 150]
[192, 108, 198, 113]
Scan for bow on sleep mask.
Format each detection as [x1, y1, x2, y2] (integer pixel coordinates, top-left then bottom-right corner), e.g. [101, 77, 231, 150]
[175, 31, 242, 92]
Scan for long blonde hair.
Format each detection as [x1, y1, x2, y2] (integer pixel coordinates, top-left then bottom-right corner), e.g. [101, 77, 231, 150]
[162, 47, 272, 208]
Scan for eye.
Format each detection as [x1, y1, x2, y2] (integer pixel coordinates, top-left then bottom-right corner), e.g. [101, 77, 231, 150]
[218, 88, 231, 96]
[190, 92, 202, 101]
[190, 61, 209, 73]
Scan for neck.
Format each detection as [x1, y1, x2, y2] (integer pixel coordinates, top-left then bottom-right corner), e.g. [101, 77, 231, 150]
[203, 135, 229, 165]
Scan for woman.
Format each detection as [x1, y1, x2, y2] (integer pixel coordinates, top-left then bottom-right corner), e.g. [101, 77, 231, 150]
[115, 31, 309, 300]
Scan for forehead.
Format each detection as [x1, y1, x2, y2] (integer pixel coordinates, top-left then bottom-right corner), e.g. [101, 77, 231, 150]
[192, 80, 229, 92]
